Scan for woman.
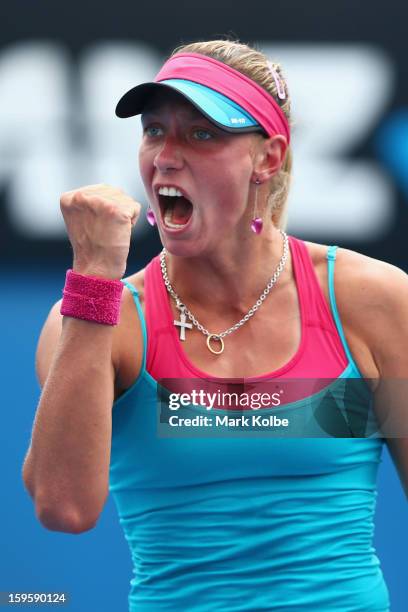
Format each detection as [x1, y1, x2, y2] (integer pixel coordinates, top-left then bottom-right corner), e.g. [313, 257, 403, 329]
[23, 40, 407, 611]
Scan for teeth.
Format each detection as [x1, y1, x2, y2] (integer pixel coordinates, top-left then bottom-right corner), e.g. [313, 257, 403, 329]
[164, 209, 188, 228]
[158, 186, 183, 197]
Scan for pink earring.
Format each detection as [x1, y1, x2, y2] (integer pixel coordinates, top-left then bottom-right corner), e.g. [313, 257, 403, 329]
[146, 206, 156, 226]
[251, 178, 263, 234]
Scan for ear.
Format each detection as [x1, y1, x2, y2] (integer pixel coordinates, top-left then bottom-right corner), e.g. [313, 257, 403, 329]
[252, 135, 288, 182]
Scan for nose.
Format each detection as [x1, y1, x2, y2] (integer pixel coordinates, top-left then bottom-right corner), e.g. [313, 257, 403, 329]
[153, 135, 184, 173]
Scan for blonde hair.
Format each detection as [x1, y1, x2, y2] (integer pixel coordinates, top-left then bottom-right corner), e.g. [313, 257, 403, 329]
[170, 39, 294, 231]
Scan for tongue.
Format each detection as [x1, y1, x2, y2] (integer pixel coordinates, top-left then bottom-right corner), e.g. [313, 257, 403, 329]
[171, 197, 192, 224]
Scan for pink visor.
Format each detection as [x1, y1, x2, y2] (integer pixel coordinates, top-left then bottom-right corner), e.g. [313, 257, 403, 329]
[116, 52, 290, 144]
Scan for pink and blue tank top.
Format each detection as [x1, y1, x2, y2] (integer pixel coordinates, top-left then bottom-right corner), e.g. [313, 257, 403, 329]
[109, 235, 390, 611]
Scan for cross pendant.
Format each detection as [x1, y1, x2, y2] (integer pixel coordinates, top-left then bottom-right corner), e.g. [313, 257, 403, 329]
[174, 311, 193, 341]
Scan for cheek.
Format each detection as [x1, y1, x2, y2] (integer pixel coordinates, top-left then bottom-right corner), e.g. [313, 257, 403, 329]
[196, 157, 250, 214]
[139, 147, 154, 186]
[219, 163, 251, 198]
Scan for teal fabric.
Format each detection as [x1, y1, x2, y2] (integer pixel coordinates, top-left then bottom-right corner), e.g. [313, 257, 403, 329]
[109, 249, 390, 611]
[327, 245, 360, 371]
[159, 79, 261, 129]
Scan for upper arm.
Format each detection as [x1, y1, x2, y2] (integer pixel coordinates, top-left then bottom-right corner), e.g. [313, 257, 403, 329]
[35, 299, 64, 389]
[35, 299, 118, 391]
[369, 264, 408, 499]
[334, 248, 408, 379]
[345, 256, 408, 378]
[349, 257, 408, 499]
[335, 249, 408, 498]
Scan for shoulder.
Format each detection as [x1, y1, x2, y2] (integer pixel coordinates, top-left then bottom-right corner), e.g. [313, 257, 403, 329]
[305, 238, 406, 298]
[304, 239, 408, 377]
[121, 267, 146, 304]
[326, 243, 407, 332]
[114, 267, 146, 360]
[112, 267, 146, 378]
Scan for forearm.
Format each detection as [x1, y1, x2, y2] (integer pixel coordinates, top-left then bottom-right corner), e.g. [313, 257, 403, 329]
[25, 316, 115, 531]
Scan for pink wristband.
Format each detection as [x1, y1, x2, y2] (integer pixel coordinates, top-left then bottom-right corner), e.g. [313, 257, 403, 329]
[60, 269, 124, 326]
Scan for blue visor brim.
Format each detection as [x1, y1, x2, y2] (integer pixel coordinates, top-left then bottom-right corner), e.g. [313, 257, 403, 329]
[116, 78, 266, 135]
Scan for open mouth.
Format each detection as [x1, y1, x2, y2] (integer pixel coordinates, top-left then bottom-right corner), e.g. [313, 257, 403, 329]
[158, 194, 194, 229]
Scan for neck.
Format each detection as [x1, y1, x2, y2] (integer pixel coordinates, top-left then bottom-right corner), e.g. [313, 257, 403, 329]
[163, 227, 290, 314]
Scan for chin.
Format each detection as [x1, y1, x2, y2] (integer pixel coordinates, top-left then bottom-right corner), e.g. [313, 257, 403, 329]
[159, 233, 208, 259]
[160, 240, 200, 258]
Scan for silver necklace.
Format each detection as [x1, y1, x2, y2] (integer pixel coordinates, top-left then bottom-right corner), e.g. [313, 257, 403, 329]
[160, 229, 289, 355]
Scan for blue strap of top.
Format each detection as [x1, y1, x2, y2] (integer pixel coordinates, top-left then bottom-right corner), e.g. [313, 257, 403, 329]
[326, 245, 360, 373]
[120, 279, 147, 371]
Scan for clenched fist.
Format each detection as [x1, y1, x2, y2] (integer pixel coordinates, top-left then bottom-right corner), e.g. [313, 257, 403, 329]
[60, 184, 141, 280]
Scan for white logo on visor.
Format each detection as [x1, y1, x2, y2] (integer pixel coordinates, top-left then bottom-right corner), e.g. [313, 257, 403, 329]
[231, 117, 246, 124]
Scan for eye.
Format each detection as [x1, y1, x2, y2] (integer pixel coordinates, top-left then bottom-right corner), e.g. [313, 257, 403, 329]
[193, 128, 213, 141]
[144, 125, 163, 137]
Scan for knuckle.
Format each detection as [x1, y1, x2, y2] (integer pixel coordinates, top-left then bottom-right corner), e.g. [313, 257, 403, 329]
[60, 190, 75, 208]
[84, 194, 102, 206]
[71, 190, 86, 205]
[104, 202, 120, 217]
